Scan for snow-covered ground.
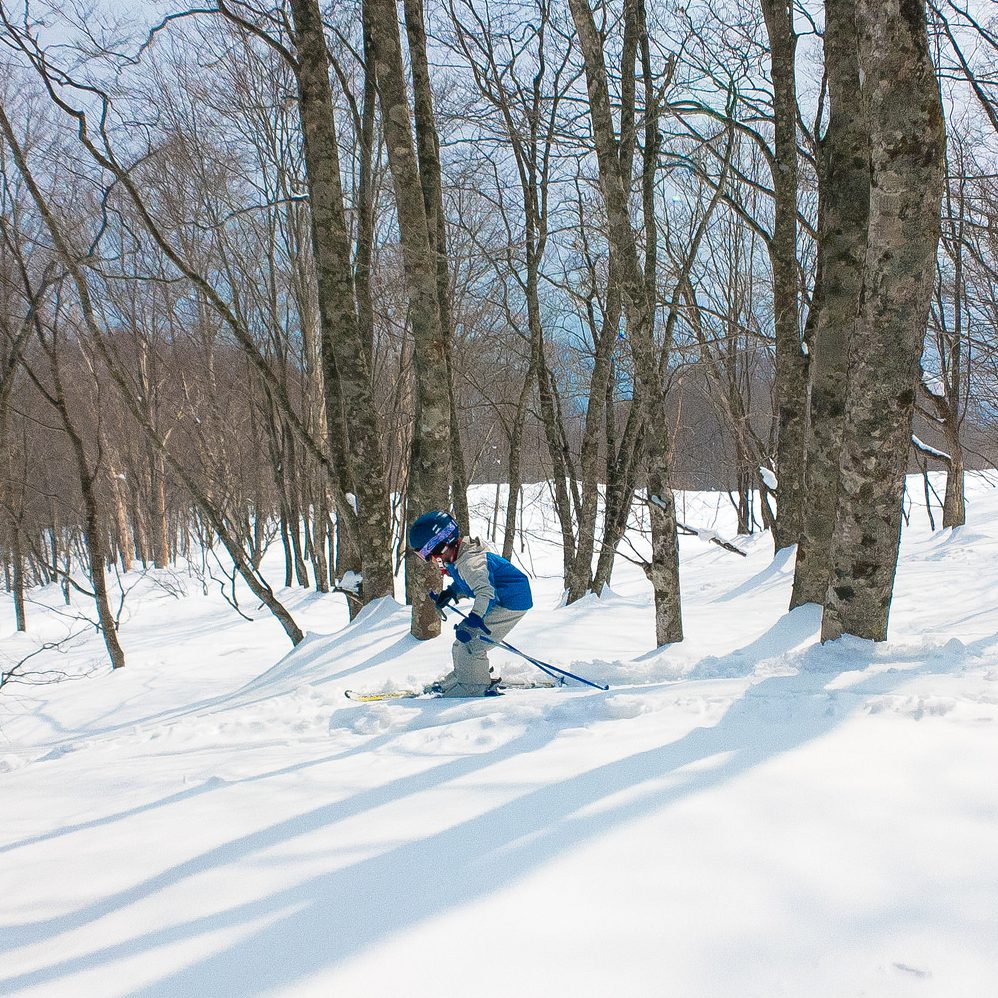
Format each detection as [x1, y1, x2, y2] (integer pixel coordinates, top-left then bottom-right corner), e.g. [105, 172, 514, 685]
[2, 478, 997, 997]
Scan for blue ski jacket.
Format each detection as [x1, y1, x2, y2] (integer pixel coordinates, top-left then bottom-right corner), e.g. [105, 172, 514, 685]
[444, 539, 533, 617]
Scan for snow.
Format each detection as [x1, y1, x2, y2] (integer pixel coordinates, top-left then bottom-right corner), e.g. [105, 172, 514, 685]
[912, 435, 952, 462]
[921, 372, 947, 399]
[759, 465, 778, 490]
[2, 477, 998, 997]
[334, 570, 363, 594]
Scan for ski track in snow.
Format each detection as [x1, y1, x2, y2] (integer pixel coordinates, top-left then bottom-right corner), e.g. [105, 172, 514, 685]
[1, 477, 997, 997]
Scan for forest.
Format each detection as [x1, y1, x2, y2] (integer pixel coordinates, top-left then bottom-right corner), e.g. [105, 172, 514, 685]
[2, 0, 996, 671]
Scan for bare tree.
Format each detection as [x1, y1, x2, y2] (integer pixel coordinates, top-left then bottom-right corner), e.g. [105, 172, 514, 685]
[569, 0, 683, 645]
[0, 91, 307, 648]
[363, 0, 452, 638]
[916, 138, 982, 529]
[7, 267, 127, 669]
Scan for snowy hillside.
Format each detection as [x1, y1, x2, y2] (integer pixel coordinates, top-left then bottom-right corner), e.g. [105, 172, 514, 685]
[2, 479, 997, 997]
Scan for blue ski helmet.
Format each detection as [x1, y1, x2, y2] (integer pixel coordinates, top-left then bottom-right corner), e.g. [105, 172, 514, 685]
[409, 510, 460, 559]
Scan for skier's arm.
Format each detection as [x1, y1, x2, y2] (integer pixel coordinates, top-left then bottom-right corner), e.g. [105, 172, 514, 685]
[458, 547, 495, 618]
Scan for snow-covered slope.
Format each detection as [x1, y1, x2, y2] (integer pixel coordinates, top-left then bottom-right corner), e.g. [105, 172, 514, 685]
[2, 478, 997, 997]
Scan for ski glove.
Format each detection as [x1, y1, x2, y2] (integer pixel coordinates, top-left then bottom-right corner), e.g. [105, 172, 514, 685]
[432, 587, 458, 610]
[455, 612, 491, 643]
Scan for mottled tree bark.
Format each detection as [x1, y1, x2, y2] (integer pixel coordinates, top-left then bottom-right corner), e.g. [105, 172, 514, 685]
[363, 0, 450, 638]
[354, 23, 378, 367]
[821, 0, 946, 642]
[289, 0, 395, 604]
[939, 278, 967, 531]
[791, 0, 870, 607]
[760, 0, 808, 552]
[569, 0, 682, 645]
[943, 448, 966, 527]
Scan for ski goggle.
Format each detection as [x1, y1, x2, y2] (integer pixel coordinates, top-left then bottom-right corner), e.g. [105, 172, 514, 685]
[417, 520, 458, 559]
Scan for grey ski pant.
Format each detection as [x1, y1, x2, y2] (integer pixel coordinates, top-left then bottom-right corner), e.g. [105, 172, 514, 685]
[438, 605, 527, 697]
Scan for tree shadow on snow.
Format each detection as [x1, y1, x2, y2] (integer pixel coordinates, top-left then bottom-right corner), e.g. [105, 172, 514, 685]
[0, 707, 563, 964]
[0, 716, 421, 859]
[713, 546, 797, 603]
[0, 620, 934, 998]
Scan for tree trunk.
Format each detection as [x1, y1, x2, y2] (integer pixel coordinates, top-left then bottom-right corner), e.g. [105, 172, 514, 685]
[942, 436, 966, 528]
[354, 23, 378, 367]
[501, 363, 536, 561]
[152, 449, 169, 569]
[791, 0, 870, 607]
[82, 470, 126, 669]
[12, 521, 26, 632]
[534, 306, 576, 582]
[566, 279, 620, 602]
[364, 0, 451, 638]
[107, 453, 135, 573]
[313, 504, 332, 593]
[821, 0, 946, 642]
[288, 0, 395, 605]
[760, 0, 807, 552]
[284, 430, 309, 587]
[48, 372, 126, 669]
[735, 465, 752, 535]
[593, 378, 645, 594]
[402, 0, 470, 531]
[131, 466, 151, 568]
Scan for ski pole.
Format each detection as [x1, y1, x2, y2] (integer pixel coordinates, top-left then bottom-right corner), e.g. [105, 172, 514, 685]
[439, 601, 610, 691]
[433, 601, 562, 684]
[480, 634, 611, 690]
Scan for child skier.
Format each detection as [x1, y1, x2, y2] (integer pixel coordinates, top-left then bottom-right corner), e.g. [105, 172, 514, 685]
[409, 510, 533, 697]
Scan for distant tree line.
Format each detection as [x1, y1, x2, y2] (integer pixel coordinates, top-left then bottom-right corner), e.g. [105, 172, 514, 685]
[1, 0, 995, 666]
